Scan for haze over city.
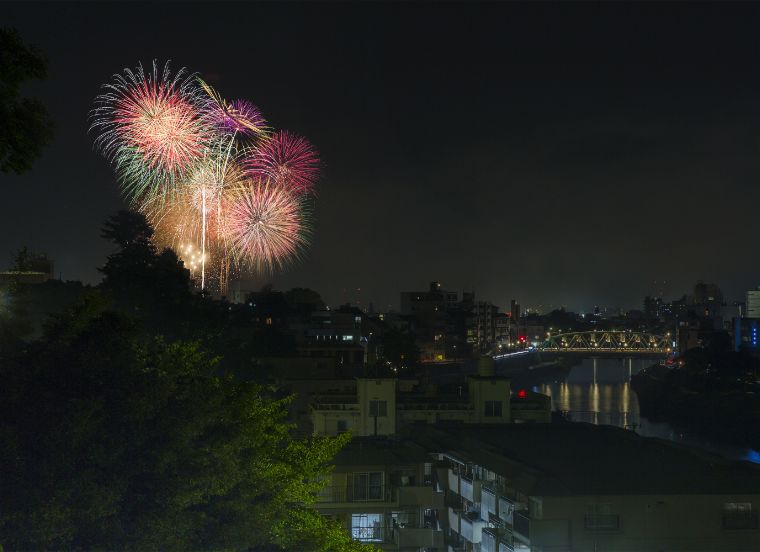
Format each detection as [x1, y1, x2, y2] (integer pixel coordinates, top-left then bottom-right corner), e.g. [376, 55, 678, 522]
[5, 2, 760, 311]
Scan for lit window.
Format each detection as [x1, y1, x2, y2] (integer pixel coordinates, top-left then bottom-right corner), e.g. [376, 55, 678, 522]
[351, 513, 384, 541]
[265, 317, 272, 326]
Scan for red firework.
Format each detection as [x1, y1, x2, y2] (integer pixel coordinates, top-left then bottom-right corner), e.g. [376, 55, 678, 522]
[245, 130, 320, 195]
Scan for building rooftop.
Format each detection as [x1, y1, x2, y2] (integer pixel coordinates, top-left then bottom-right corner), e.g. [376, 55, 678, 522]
[332, 437, 432, 467]
[411, 423, 760, 496]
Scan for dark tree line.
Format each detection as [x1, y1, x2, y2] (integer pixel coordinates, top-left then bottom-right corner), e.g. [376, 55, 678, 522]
[0, 212, 373, 551]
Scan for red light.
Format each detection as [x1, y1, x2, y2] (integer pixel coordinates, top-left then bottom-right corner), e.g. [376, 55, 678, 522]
[519, 336, 526, 342]
[517, 389, 527, 398]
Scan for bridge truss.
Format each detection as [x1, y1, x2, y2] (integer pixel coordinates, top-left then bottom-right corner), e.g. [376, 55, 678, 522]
[541, 331, 671, 354]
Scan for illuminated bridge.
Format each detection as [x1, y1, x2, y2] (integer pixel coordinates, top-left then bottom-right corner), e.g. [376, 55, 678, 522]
[539, 331, 672, 354]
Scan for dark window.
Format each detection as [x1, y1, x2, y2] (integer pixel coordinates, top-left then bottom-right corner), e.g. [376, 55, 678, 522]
[337, 420, 348, 433]
[353, 472, 384, 501]
[369, 400, 388, 417]
[485, 400, 503, 417]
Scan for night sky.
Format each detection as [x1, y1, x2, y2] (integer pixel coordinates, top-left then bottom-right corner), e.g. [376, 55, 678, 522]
[4, 2, 760, 312]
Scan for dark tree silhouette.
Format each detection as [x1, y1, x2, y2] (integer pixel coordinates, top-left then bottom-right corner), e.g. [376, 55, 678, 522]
[0, 28, 55, 174]
[0, 295, 374, 551]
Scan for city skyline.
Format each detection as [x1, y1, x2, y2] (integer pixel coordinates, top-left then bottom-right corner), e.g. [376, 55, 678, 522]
[5, 3, 760, 311]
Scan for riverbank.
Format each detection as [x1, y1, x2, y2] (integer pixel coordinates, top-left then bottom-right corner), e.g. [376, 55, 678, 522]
[631, 365, 760, 451]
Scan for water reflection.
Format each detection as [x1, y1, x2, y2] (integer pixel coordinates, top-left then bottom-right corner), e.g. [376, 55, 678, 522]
[533, 357, 760, 464]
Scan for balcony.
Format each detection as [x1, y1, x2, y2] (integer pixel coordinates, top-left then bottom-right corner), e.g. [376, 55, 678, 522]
[317, 485, 392, 504]
[460, 476, 474, 502]
[398, 485, 444, 509]
[459, 514, 487, 544]
[396, 400, 472, 411]
[448, 507, 462, 534]
[448, 468, 459, 494]
[395, 527, 444, 548]
[722, 511, 758, 530]
[482, 527, 514, 552]
[513, 511, 530, 541]
[584, 513, 621, 531]
[481, 486, 497, 517]
[311, 402, 360, 411]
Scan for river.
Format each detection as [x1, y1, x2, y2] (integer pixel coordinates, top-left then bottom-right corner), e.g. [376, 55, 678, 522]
[507, 356, 760, 464]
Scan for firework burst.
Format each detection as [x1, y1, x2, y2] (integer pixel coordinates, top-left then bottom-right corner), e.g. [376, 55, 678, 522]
[224, 178, 310, 273]
[199, 79, 266, 137]
[90, 60, 210, 201]
[93, 61, 318, 289]
[245, 130, 320, 195]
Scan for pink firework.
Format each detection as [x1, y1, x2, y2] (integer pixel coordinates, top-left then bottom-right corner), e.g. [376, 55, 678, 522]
[200, 79, 266, 136]
[224, 179, 310, 273]
[91, 61, 209, 199]
[245, 130, 320, 195]
[119, 87, 203, 173]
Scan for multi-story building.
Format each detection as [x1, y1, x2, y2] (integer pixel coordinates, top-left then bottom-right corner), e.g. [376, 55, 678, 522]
[310, 359, 551, 437]
[494, 313, 512, 349]
[419, 424, 760, 552]
[693, 281, 724, 329]
[467, 301, 499, 353]
[401, 282, 451, 362]
[311, 375, 513, 437]
[746, 287, 760, 319]
[314, 438, 445, 551]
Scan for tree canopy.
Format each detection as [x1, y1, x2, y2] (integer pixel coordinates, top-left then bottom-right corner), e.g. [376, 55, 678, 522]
[0, 293, 372, 551]
[0, 28, 55, 174]
[0, 211, 375, 550]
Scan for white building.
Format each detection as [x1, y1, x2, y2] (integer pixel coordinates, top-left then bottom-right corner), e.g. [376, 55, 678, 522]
[419, 424, 760, 552]
[746, 287, 760, 318]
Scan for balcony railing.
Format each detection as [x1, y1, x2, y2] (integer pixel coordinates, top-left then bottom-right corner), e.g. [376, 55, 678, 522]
[311, 402, 360, 411]
[584, 513, 621, 531]
[396, 401, 473, 411]
[722, 511, 759, 530]
[317, 485, 392, 503]
[394, 527, 444, 548]
[513, 511, 530, 540]
[482, 527, 514, 552]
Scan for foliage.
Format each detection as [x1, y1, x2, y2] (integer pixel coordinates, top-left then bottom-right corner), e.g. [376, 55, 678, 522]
[0, 28, 55, 174]
[0, 294, 373, 551]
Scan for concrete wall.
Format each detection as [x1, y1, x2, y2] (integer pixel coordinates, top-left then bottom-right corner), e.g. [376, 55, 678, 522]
[357, 379, 397, 436]
[468, 376, 511, 423]
[528, 493, 760, 551]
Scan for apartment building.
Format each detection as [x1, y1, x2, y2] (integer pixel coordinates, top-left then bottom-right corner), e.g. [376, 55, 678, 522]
[310, 375, 515, 437]
[314, 438, 445, 551]
[417, 424, 760, 551]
